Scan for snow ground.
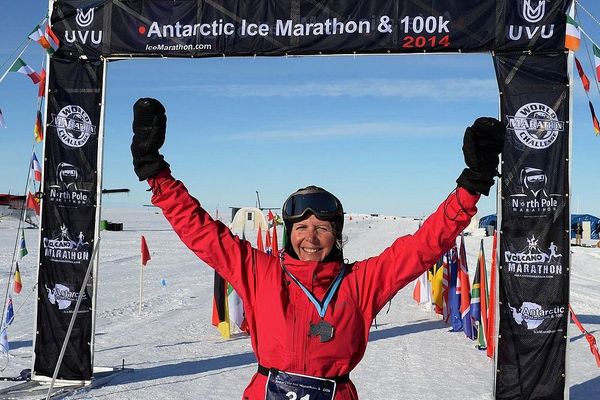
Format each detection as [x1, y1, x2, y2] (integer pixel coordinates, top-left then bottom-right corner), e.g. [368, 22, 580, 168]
[0, 207, 598, 399]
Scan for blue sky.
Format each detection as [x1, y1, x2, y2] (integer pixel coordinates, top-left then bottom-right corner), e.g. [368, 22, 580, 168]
[1, 1, 600, 219]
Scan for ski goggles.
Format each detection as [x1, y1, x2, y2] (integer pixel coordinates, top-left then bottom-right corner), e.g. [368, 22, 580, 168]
[282, 188, 343, 223]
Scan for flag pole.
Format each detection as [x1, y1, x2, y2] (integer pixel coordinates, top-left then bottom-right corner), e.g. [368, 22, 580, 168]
[139, 256, 144, 315]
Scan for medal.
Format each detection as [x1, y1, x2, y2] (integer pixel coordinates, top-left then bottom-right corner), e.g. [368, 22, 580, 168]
[310, 320, 334, 342]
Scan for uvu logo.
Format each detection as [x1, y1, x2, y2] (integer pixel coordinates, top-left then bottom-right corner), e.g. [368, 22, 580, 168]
[65, 8, 102, 45]
[508, 0, 554, 41]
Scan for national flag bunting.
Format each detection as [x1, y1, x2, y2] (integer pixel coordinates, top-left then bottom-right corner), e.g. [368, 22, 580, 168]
[594, 45, 600, 82]
[459, 235, 475, 339]
[26, 192, 40, 215]
[212, 271, 230, 338]
[38, 68, 46, 98]
[5, 296, 14, 327]
[19, 230, 28, 259]
[589, 101, 600, 135]
[565, 3, 580, 51]
[34, 110, 43, 142]
[9, 58, 41, 84]
[265, 228, 272, 255]
[31, 152, 42, 182]
[13, 263, 22, 295]
[471, 240, 489, 350]
[441, 253, 450, 322]
[29, 25, 54, 54]
[45, 24, 60, 53]
[412, 270, 432, 305]
[431, 258, 444, 315]
[575, 57, 590, 92]
[141, 235, 151, 266]
[0, 108, 6, 129]
[448, 246, 462, 332]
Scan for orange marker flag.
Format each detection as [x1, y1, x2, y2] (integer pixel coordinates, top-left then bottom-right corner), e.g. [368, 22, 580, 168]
[272, 223, 279, 254]
[141, 235, 151, 266]
[257, 226, 264, 252]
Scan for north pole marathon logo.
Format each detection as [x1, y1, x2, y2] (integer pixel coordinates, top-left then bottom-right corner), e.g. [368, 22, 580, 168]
[507, 103, 564, 149]
[48, 162, 93, 207]
[509, 301, 565, 332]
[508, 166, 563, 217]
[51, 105, 97, 148]
[45, 283, 87, 311]
[504, 235, 563, 278]
[43, 224, 90, 263]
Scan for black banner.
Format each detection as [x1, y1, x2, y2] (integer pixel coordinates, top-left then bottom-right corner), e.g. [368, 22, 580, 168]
[50, 0, 569, 60]
[33, 57, 104, 380]
[493, 52, 570, 399]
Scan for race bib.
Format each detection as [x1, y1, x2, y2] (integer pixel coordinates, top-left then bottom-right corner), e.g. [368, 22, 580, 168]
[265, 370, 336, 400]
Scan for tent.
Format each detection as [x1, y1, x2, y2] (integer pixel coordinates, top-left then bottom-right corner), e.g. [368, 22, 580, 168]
[571, 214, 600, 240]
[229, 207, 268, 236]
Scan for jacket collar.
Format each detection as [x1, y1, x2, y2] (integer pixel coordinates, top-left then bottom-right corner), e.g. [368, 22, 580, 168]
[281, 252, 343, 289]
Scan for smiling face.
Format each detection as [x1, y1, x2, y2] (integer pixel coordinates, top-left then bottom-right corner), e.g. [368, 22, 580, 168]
[290, 214, 336, 262]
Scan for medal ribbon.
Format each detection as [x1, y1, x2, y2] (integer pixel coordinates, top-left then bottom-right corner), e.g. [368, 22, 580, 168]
[280, 260, 346, 318]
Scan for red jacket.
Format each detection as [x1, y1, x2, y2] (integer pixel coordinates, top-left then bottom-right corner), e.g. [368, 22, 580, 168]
[149, 170, 479, 399]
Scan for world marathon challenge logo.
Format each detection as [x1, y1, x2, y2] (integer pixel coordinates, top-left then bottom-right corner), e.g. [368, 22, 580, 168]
[508, 166, 563, 217]
[50, 105, 97, 148]
[504, 234, 563, 278]
[506, 102, 565, 150]
[509, 301, 565, 334]
[45, 283, 88, 311]
[43, 224, 90, 263]
[48, 162, 93, 207]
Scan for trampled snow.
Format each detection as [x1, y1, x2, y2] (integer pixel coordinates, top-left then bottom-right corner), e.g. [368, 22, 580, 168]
[0, 206, 598, 399]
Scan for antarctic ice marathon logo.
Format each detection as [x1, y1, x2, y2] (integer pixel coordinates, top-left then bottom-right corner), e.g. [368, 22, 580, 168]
[509, 301, 565, 332]
[51, 105, 97, 148]
[506, 103, 564, 149]
[48, 162, 93, 207]
[45, 283, 87, 311]
[508, 166, 563, 217]
[64, 7, 103, 45]
[43, 224, 90, 263]
[504, 235, 563, 278]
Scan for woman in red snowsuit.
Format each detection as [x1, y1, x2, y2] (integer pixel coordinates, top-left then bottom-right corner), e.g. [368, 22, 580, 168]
[131, 98, 505, 400]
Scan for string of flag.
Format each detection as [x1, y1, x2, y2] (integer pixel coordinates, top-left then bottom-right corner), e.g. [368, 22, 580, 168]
[568, 1, 600, 136]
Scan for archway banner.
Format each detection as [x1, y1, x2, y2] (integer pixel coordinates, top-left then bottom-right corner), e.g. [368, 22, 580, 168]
[50, 0, 569, 60]
[33, 57, 104, 380]
[493, 51, 570, 399]
[34, 1, 574, 396]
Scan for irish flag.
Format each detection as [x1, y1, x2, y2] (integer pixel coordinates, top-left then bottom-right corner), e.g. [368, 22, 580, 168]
[9, 58, 41, 84]
[565, 3, 580, 51]
[29, 23, 59, 55]
[594, 45, 600, 82]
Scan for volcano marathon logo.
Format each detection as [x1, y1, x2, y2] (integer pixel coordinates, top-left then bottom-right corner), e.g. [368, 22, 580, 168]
[48, 162, 93, 207]
[51, 105, 97, 148]
[507, 102, 564, 149]
[508, 166, 563, 217]
[507, 0, 555, 41]
[64, 7, 103, 45]
[504, 235, 563, 278]
[45, 283, 87, 311]
[43, 224, 90, 263]
[509, 301, 565, 333]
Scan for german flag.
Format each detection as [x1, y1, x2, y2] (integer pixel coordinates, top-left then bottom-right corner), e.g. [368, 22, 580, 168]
[589, 101, 600, 135]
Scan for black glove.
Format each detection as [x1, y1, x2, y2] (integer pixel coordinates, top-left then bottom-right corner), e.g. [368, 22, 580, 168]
[456, 117, 506, 196]
[131, 98, 170, 181]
